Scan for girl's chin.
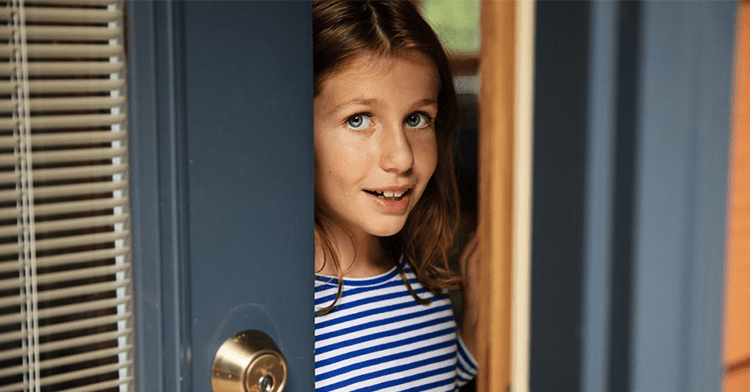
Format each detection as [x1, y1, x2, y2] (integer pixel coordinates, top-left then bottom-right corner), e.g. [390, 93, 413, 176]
[368, 221, 408, 238]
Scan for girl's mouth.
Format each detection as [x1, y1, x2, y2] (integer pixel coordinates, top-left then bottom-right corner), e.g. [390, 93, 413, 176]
[364, 189, 410, 201]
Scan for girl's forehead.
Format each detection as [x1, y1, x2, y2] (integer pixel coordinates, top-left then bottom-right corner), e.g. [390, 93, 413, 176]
[320, 51, 440, 94]
[319, 51, 439, 94]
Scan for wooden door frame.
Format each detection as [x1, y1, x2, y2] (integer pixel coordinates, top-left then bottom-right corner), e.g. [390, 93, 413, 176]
[477, 1, 535, 391]
[724, 1, 750, 389]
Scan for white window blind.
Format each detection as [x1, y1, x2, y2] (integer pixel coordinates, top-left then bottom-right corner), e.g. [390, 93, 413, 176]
[0, 0, 133, 391]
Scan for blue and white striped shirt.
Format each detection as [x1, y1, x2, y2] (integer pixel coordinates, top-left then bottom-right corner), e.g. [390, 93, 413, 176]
[314, 258, 478, 392]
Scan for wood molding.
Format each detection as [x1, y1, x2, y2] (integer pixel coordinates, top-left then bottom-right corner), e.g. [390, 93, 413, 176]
[478, 1, 516, 390]
[725, 1, 750, 389]
[512, 2, 535, 390]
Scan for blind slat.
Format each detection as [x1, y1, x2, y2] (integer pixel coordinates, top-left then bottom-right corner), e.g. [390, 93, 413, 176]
[36, 280, 130, 302]
[0, 117, 16, 130]
[0, 363, 25, 378]
[0, 153, 17, 165]
[32, 130, 127, 146]
[34, 214, 128, 234]
[28, 44, 123, 59]
[0, 346, 25, 362]
[0, 294, 23, 308]
[37, 264, 127, 285]
[0, 165, 128, 185]
[0, 197, 127, 220]
[0, 261, 21, 275]
[0, 276, 23, 290]
[36, 247, 129, 268]
[0, 97, 127, 113]
[0, 243, 22, 256]
[0, 261, 22, 273]
[23, 0, 118, 6]
[31, 147, 127, 164]
[0, 180, 126, 203]
[38, 329, 130, 355]
[27, 164, 127, 183]
[0, 44, 124, 59]
[0, 79, 125, 95]
[32, 197, 128, 217]
[36, 313, 129, 337]
[0, 165, 126, 187]
[0, 8, 122, 24]
[36, 297, 128, 320]
[0, 382, 25, 392]
[34, 230, 129, 251]
[43, 367, 132, 391]
[0, 312, 24, 327]
[0, 171, 20, 184]
[0, 61, 124, 77]
[40, 346, 129, 371]
[0, 330, 24, 345]
[0, 26, 122, 41]
[38, 360, 131, 387]
[31, 114, 127, 130]
[58, 377, 133, 392]
[0, 129, 135, 149]
[0, 135, 17, 147]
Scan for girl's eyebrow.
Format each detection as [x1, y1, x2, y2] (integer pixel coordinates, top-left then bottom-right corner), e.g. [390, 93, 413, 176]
[329, 98, 377, 115]
[413, 98, 438, 108]
[333, 98, 436, 112]
[326, 97, 438, 117]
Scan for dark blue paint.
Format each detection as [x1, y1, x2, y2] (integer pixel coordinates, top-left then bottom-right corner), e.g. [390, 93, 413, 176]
[531, 3, 590, 391]
[533, 2, 735, 392]
[630, 3, 734, 391]
[130, 1, 314, 391]
[581, 3, 618, 391]
[128, 0, 163, 389]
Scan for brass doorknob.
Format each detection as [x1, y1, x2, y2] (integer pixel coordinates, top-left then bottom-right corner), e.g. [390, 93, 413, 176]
[211, 329, 288, 392]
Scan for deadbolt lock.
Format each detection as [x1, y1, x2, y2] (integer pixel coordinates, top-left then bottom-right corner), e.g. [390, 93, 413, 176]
[211, 330, 288, 392]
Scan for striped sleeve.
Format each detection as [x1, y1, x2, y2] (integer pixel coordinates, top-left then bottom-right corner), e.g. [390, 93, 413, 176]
[455, 333, 479, 388]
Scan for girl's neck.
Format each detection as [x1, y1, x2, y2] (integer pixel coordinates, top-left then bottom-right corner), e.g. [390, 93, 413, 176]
[315, 225, 395, 279]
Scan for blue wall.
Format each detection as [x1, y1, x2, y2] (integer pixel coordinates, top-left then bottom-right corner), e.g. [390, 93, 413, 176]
[531, 2, 735, 391]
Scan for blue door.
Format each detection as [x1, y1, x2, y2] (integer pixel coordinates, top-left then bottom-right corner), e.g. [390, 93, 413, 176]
[127, 2, 314, 391]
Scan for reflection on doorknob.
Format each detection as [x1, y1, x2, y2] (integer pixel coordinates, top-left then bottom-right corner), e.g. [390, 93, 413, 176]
[212, 329, 288, 392]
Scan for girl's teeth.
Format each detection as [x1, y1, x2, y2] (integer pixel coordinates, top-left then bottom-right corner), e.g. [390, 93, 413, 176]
[382, 190, 404, 198]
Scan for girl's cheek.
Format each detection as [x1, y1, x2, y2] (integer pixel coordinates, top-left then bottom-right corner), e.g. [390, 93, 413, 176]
[413, 135, 438, 171]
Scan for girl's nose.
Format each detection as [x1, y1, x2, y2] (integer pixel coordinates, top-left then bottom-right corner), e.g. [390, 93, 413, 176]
[380, 124, 414, 173]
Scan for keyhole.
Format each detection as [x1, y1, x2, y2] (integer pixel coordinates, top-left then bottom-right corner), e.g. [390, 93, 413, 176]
[258, 374, 275, 392]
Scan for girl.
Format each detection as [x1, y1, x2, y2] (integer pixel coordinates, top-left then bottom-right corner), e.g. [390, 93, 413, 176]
[313, 1, 480, 391]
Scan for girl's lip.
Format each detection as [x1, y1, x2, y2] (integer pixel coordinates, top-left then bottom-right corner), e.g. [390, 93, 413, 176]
[366, 191, 410, 213]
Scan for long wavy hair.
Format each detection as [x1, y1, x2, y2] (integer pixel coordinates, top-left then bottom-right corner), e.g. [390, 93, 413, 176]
[314, 0, 461, 311]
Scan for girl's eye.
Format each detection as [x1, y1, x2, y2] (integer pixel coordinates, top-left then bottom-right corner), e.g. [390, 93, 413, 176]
[405, 112, 430, 128]
[346, 114, 372, 129]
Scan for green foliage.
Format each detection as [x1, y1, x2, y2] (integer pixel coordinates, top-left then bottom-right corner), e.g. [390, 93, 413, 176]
[420, 0, 480, 56]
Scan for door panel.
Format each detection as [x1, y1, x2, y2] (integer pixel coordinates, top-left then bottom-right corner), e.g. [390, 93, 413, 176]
[128, 2, 314, 391]
[183, 2, 314, 390]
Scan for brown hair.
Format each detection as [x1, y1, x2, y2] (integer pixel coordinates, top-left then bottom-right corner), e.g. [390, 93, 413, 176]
[314, 0, 461, 309]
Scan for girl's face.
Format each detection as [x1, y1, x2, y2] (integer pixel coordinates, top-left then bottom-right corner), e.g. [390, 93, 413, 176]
[314, 52, 439, 239]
